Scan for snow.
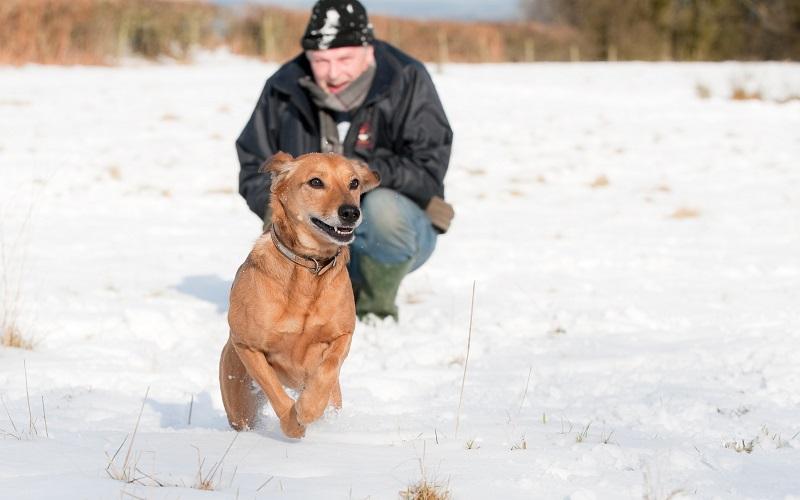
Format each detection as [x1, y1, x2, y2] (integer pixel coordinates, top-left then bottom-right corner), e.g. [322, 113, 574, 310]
[1, 53, 799, 499]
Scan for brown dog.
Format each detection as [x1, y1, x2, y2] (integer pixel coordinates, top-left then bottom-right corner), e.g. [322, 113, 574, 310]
[219, 151, 380, 438]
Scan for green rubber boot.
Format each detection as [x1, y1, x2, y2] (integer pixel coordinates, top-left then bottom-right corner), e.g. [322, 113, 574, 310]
[355, 254, 412, 322]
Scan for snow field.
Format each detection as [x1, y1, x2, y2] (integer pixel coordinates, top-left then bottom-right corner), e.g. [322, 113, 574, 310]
[1, 55, 799, 498]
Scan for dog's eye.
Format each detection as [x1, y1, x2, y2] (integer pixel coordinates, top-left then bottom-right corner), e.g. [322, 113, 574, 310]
[308, 178, 324, 189]
[349, 179, 360, 190]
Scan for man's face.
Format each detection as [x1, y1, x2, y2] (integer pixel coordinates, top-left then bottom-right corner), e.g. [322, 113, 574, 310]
[306, 46, 375, 94]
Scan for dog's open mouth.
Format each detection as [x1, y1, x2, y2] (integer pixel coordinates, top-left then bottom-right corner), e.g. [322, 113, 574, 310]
[311, 218, 355, 243]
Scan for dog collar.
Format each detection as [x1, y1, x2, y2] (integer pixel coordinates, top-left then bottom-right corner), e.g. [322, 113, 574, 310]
[269, 225, 340, 276]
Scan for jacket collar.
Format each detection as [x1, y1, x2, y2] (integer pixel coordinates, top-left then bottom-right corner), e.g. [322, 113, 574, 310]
[362, 41, 396, 106]
[270, 55, 317, 127]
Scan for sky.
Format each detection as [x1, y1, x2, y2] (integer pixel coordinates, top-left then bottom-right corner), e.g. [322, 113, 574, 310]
[214, 0, 521, 21]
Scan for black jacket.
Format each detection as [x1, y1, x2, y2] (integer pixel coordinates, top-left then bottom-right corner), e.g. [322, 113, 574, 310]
[236, 41, 453, 220]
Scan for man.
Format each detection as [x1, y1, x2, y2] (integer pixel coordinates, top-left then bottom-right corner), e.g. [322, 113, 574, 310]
[236, 0, 454, 321]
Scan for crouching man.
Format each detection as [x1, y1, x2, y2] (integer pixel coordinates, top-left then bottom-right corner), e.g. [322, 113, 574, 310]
[236, 0, 454, 320]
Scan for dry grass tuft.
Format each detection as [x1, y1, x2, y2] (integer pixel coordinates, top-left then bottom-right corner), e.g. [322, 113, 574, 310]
[401, 442, 451, 500]
[724, 438, 756, 454]
[2, 323, 34, 350]
[107, 166, 122, 181]
[511, 435, 528, 450]
[106, 388, 150, 484]
[1, 206, 34, 351]
[1, 362, 49, 440]
[760, 424, 794, 449]
[776, 94, 800, 104]
[191, 434, 239, 491]
[731, 87, 763, 101]
[722, 425, 795, 455]
[590, 175, 609, 188]
[669, 207, 701, 219]
[204, 187, 235, 195]
[403, 292, 425, 305]
[465, 168, 486, 177]
[400, 481, 451, 500]
[695, 83, 712, 99]
[724, 82, 799, 105]
[104, 393, 241, 491]
[575, 422, 591, 443]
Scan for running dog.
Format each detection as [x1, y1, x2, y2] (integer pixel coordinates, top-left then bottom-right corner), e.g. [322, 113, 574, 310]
[220, 151, 379, 438]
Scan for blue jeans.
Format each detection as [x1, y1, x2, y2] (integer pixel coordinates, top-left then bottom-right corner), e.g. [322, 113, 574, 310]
[348, 188, 437, 285]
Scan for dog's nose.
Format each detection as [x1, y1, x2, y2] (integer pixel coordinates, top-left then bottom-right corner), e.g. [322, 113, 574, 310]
[338, 204, 360, 224]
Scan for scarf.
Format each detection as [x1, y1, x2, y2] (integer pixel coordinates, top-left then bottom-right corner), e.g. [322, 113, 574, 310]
[299, 63, 376, 154]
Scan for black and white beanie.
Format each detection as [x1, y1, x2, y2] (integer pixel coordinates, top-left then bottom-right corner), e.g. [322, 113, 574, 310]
[301, 0, 375, 50]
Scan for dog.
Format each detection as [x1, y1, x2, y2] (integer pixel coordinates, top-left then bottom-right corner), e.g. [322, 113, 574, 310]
[219, 151, 380, 438]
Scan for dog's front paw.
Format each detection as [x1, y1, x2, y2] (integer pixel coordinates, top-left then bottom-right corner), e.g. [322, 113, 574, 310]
[279, 405, 306, 439]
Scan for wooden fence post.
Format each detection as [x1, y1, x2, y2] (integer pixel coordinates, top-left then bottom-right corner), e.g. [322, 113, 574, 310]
[525, 37, 535, 62]
[607, 43, 617, 62]
[437, 29, 449, 73]
[570, 44, 580, 62]
[261, 14, 276, 61]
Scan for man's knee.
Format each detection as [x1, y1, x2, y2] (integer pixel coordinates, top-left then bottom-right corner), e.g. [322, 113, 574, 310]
[358, 188, 417, 259]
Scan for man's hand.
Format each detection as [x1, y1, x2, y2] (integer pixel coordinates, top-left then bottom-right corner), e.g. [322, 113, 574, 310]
[425, 196, 454, 233]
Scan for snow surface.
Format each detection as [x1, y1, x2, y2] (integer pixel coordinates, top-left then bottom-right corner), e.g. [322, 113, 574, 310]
[1, 53, 799, 499]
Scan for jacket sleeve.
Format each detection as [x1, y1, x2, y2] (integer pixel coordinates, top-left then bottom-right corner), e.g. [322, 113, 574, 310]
[368, 64, 453, 209]
[236, 84, 277, 220]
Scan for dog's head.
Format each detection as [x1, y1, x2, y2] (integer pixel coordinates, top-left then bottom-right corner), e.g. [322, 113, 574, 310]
[262, 152, 381, 249]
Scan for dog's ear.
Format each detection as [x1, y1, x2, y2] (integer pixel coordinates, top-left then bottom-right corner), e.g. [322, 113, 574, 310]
[260, 151, 294, 175]
[262, 152, 296, 195]
[352, 159, 381, 193]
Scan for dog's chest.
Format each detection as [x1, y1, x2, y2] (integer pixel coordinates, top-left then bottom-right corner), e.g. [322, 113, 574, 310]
[265, 319, 347, 387]
[267, 312, 347, 347]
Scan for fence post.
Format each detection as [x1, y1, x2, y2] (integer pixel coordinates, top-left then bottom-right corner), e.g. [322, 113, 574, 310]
[570, 44, 580, 62]
[660, 38, 672, 61]
[437, 29, 449, 73]
[525, 37, 535, 62]
[389, 21, 400, 46]
[261, 14, 276, 61]
[117, 11, 132, 58]
[607, 43, 617, 62]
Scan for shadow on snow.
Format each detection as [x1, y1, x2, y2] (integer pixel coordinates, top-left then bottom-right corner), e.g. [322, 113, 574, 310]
[175, 274, 231, 314]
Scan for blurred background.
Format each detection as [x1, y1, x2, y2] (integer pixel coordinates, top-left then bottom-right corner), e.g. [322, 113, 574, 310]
[1, 0, 799, 66]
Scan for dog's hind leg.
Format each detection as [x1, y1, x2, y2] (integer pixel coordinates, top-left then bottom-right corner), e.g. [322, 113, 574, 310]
[219, 338, 259, 431]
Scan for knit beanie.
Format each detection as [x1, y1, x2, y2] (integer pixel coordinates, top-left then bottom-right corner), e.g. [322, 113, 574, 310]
[301, 0, 375, 50]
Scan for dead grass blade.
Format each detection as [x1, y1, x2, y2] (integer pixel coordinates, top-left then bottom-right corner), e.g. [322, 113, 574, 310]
[106, 387, 149, 483]
[192, 433, 240, 491]
[454, 281, 476, 439]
